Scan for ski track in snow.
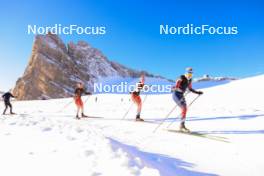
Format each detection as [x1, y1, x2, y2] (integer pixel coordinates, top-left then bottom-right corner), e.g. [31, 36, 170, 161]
[0, 75, 264, 176]
[0, 112, 222, 176]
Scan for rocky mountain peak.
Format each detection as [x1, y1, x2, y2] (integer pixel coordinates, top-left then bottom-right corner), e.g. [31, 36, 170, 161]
[13, 34, 165, 100]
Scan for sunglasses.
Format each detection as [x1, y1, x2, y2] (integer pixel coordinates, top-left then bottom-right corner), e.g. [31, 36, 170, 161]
[186, 73, 193, 77]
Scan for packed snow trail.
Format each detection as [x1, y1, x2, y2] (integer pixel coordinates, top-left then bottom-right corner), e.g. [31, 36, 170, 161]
[0, 75, 264, 176]
[0, 112, 223, 176]
[0, 114, 161, 176]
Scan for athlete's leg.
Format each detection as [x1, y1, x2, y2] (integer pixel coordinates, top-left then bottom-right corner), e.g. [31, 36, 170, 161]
[75, 98, 81, 118]
[132, 94, 143, 119]
[172, 92, 189, 130]
[76, 107, 80, 117]
[3, 102, 8, 114]
[136, 96, 142, 115]
[7, 102, 13, 114]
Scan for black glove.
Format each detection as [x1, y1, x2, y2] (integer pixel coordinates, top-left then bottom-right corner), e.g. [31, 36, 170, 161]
[197, 91, 203, 95]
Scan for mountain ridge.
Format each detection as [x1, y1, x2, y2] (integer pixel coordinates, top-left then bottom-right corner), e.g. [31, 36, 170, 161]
[13, 33, 168, 100]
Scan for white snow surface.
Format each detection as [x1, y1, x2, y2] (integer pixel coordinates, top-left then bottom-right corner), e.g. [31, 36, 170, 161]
[0, 75, 264, 176]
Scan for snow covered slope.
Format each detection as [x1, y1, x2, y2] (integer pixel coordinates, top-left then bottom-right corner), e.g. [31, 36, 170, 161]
[0, 75, 263, 176]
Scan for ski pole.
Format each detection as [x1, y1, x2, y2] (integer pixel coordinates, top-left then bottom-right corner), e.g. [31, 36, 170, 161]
[167, 94, 201, 129]
[142, 94, 148, 104]
[153, 91, 190, 133]
[121, 81, 149, 120]
[121, 101, 134, 120]
[120, 80, 136, 120]
[57, 99, 74, 112]
[141, 84, 152, 103]
[122, 94, 148, 120]
[153, 104, 178, 133]
[84, 94, 92, 104]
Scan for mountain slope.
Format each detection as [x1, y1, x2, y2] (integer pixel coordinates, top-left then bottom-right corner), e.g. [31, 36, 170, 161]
[13, 33, 165, 100]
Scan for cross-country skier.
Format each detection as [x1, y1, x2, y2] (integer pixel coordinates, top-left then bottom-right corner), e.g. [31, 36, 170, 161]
[2, 90, 16, 115]
[131, 74, 145, 121]
[74, 83, 91, 119]
[172, 67, 203, 132]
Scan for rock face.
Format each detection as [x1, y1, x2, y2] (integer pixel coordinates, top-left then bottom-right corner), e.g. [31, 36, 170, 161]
[14, 33, 164, 100]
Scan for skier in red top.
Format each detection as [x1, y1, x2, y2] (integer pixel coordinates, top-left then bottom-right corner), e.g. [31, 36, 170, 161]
[74, 83, 91, 119]
[172, 68, 203, 132]
[131, 74, 145, 121]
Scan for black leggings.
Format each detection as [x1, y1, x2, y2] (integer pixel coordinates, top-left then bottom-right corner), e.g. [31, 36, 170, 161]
[3, 101, 12, 114]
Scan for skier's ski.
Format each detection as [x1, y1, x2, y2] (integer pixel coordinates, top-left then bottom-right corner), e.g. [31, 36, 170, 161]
[135, 120, 154, 124]
[118, 118, 157, 124]
[167, 129, 230, 143]
[125, 119, 156, 124]
[1, 113, 17, 116]
[78, 116, 104, 119]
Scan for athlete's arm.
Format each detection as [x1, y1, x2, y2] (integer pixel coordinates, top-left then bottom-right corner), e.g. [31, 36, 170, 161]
[188, 82, 203, 94]
[172, 79, 182, 91]
[10, 93, 15, 98]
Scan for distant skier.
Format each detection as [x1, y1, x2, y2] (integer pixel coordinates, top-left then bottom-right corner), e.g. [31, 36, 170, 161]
[172, 67, 203, 132]
[131, 74, 145, 121]
[2, 90, 16, 115]
[74, 83, 91, 119]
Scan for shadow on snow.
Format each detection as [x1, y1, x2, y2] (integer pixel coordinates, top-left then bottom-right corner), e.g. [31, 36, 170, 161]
[193, 130, 264, 135]
[150, 114, 264, 122]
[108, 137, 218, 176]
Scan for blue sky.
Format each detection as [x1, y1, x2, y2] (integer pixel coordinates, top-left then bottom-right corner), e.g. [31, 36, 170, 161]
[0, 0, 263, 91]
